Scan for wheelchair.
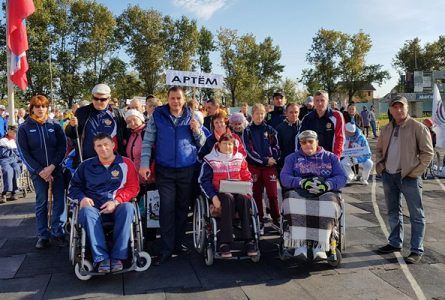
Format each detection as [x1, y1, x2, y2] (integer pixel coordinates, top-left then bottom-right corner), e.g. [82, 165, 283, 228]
[193, 194, 262, 266]
[277, 192, 346, 268]
[68, 198, 151, 280]
[422, 150, 442, 179]
[0, 164, 31, 198]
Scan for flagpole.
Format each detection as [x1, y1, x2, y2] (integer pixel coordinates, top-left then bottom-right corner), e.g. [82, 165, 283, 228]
[6, 0, 16, 126]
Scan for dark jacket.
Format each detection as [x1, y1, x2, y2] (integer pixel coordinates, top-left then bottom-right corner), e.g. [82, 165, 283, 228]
[242, 122, 280, 166]
[266, 106, 286, 129]
[17, 118, 66, 175]
[298, 106, 313, 121]
[276, 119, 300, 168]
[65, 104, 129, 167]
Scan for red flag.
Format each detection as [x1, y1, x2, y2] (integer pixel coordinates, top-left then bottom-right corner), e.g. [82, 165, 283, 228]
[7, 0, 35, 90]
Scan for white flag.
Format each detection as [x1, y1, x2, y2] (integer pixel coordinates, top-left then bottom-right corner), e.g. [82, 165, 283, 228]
[432, 84, 445, 148]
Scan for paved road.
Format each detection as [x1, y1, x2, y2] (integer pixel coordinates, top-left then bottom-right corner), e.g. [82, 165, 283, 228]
[1, 139, 445, 299]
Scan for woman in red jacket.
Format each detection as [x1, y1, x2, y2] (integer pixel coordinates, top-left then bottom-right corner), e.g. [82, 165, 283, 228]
[199, 133, 257, 258]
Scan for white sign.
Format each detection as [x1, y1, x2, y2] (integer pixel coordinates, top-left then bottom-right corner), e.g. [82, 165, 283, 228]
[432, 84, 445, 149]
[166, 70, 224, 89]
[342, 147, 370, 157]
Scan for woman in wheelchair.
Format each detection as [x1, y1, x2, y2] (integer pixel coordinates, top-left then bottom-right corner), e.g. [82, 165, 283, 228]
[68, 133, 140, 273]
[280, 130, 347, 260]
[199, 133, 257, 258]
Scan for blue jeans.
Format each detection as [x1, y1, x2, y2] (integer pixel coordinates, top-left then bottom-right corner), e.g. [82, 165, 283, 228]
[370, 120, 377, 137]
[78, 202, 134, 263]
[31, 170, 65, 239]
[0, 160, 21, 192]
[382, 172, 425, 255]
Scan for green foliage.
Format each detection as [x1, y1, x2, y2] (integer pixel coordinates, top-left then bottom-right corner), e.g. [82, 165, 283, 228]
[301, 29, 390, 103]
[393, 36, 445, 73]
[217, 28, 283, 106]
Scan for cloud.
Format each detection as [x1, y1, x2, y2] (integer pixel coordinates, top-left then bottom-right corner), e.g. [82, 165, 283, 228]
[172, 0, 227, 20]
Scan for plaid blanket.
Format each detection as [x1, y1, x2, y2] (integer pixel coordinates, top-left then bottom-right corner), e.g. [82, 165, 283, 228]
[282, 191, 341, 251]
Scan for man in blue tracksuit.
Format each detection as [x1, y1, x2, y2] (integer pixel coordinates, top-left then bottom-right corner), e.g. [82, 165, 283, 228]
[139, 86, 206, 265]
[69, 133, 140, 273]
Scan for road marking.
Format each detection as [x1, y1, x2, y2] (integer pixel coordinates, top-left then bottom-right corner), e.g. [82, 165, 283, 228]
[371, 174, 427, 300]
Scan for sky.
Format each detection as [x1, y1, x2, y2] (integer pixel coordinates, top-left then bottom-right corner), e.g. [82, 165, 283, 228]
[96, 0, 445, 97]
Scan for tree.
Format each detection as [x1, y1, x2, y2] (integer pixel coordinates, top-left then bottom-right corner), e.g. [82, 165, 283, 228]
[117, 6, 166, 94]
[163, 16, 199, 71]
[302, 29, 390, 102]
[338, 31, 390, 102]
[300, 29, 348, 96]
[393, 36, 445, 74]
[279, 78, 307, 104]
[196, 26, 215, 100]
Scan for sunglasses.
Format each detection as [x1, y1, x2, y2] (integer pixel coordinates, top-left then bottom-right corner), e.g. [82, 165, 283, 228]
[92, 96, 109, 102]
[33, 105, 48, 109]
[300, 139, 315, 145]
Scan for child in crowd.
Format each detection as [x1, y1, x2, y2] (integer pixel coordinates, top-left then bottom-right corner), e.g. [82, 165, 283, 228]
[242, 104, 280, 232]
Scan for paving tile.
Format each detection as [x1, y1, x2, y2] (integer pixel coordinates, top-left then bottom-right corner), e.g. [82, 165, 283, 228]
[166, 287, 247, 300]
[0, 274, 50, 300]
[0, 254, 25, 279]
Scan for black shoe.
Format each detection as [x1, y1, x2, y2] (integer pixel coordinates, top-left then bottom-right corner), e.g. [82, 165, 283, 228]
[8, 192, 18, 201]
[404, 253, 422, 264]
[52, 236, 68, 247]
[154, 254, 171, 266]
[377, 244, 402, 254]
[173, 244, 190, 255]
[35, 238, 50, 249]
[245, 241, 258, 257]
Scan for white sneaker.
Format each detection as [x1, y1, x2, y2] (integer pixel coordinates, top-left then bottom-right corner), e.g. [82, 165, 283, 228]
[294, 246, 307, 258]
[259, 223, 264, 236]
[360, 179, 369, 185]
[313, 248, 327, 260]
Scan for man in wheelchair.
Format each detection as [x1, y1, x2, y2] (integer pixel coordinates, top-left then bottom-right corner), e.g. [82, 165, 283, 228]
[280, 130, 347, 260]
[0, 125, 21, 203]
[199, 133, 257, 258]
[68, 133, 139, 273]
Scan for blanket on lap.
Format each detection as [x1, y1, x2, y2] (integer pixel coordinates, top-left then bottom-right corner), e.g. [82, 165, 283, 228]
[282, 190, 341, 251]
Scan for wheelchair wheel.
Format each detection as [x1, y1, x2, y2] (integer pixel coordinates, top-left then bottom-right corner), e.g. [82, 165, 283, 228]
[204, 246, 214, 266]
[327, 248, 342, 268]
[74, 260, 93, 281]
[251, 252, 261, 263]
[193, 196, 205, 254]
[135, 251, 151, 272]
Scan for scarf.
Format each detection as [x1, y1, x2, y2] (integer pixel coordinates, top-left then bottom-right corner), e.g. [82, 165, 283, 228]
[30, 114, 48, 125]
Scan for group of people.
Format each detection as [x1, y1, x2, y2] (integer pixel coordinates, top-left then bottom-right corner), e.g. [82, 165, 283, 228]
[4, 83, 434, 273]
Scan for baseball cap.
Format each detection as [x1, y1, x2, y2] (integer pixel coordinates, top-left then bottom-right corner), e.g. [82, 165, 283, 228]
[298, 130, 318, 141]
[305, 96, 314, 105]
[91, 84, 111, 97]
[0, 105, 5, 110]
[389, 95, 408, 106]
[273, 91, 285, 98]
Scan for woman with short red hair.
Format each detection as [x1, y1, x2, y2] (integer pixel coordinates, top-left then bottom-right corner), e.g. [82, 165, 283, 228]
[17, 95, 67, 249]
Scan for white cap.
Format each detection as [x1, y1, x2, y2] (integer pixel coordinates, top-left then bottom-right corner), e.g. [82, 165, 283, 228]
[124, 109, 145, 123]
[91, 83, 111, 97]
[0, 105, 5, 110]
[345, 122, 356, 133]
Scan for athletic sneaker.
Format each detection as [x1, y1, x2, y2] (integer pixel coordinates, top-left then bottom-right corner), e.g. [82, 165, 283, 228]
[259, 223, 265, 235]
[219, 244, 232, 258]
[313, 246, 327, 260]
[111, 259, 123, 272]
[97, 259, 110, 273]
[245, 241, 258, 257]
[294, 246, 307, 258]
[360, 179, 369, 185]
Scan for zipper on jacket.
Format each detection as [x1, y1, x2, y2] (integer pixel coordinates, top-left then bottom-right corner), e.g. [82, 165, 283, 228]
[41, 124, 49, 166]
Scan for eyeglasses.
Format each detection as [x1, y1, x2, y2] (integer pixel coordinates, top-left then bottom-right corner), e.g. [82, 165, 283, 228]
[300, 140, 315, 145]
[33, 105, 48, 109]
[92, 96, 109, 102]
